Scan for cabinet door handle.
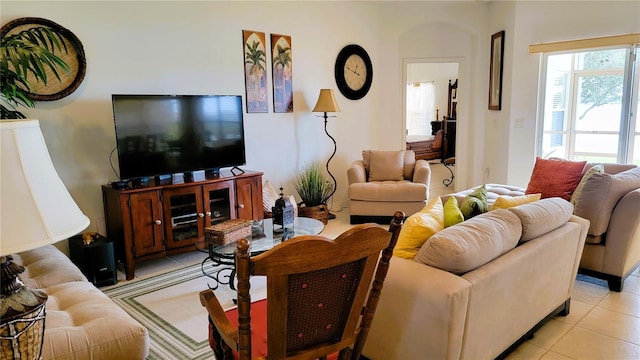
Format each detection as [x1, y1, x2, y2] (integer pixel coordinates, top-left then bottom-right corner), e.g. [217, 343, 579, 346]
[205, 211, 212, 216]
[155, 220, 162, 225]
[238, 204, 245, 209]
[198, 213, 205, 218]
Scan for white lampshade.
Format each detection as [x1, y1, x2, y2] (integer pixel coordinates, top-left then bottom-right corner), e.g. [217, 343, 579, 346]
[312, 89, 341, 113]
[1, 119, 90, 255]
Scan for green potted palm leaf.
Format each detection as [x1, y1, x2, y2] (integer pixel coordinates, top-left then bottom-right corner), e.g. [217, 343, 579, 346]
[1, 21, 83, 119]
[292, 162, 333, 224]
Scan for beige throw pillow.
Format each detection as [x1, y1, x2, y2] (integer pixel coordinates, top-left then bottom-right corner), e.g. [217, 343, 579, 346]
[574, 166, 640, 236]
[415, 209, 521, 274]
[508, 197, 574, 242]
[368, 150, 405, 182]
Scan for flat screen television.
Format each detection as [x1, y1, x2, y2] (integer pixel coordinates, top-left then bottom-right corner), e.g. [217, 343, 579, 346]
[112, 94, 246, 181]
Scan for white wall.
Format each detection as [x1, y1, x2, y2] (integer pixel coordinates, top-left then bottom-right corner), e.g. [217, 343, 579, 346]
[1, 1, 384, 233]
[496, 0, 640, 187]
[2, 1, 639, 236]
[374, 1, 490, 190]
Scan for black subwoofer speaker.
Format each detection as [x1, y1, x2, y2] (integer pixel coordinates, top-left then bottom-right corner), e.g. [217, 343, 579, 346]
[69, 234, 117, 287]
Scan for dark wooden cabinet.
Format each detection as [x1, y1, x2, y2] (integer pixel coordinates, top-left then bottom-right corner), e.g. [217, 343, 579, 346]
[162, 181, 240, 250]
[102, 170, 263, 280]
[443, 119, 456, 161]
[127, 191, 165, 258]
[442, 78, 458, 162]
[236, 176, 263, 220]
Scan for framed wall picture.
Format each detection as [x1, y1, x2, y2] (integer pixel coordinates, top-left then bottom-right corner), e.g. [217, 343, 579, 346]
[243, 30, 268, 113]
[271, 34, 293, 113]
[489, 30, 505, 110]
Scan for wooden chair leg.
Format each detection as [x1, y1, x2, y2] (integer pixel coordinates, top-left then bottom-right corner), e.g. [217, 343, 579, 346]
[338, 348, 352, 360]
[210, 319, 234, 360]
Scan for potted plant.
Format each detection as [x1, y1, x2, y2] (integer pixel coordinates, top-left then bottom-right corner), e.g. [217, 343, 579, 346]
[1, 21, 83, 119]
[292, 161, 333, 224]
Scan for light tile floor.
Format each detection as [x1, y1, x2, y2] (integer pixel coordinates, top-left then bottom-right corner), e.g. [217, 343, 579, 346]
[119, 162, 640, 359]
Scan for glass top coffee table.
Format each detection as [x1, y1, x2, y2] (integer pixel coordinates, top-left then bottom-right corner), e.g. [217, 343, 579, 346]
[195, 217, 324, 290]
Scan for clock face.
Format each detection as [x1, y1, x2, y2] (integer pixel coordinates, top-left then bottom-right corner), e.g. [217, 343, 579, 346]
[344, 54, 367, 91]
[335, 45, 373, 100]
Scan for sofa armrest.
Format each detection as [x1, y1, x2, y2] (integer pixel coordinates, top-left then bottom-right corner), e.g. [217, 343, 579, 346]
[601, 188, 640, 275]
[347, 160, 367, 185]
[363, 257, 471, 360]
[412, 159, 431, 186]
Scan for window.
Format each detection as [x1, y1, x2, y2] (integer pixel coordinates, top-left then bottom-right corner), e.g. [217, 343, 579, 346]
[406, 81, 435, 137]
[538, 46, 639, 165]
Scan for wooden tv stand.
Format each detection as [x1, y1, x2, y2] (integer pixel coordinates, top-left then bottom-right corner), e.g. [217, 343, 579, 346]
[102, 169, 263, 280]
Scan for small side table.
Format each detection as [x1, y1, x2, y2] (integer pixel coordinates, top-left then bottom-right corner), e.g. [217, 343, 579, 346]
[69, 234, 117, 287]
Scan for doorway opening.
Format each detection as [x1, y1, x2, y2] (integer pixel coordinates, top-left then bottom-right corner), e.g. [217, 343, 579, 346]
[404, 61, 459, 163]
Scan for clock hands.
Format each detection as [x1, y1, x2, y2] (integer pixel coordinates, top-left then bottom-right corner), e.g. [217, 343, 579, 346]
[346, 66, 361, 76]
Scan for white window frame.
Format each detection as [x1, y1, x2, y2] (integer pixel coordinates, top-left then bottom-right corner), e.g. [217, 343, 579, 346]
[536, 45, 639, 164]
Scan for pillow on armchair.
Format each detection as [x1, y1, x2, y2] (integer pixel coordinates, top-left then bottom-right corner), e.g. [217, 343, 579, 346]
[364, 150, 405, 181]
[525, 157, 586, 201]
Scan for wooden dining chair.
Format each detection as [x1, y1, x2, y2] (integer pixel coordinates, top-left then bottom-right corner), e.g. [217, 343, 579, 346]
[199, 211, 404, 360]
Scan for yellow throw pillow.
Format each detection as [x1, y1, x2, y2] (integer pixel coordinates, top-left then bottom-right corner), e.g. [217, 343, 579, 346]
[443, 196, 464, 228]
[490, 193, 542, 210]
[460, 185, 488, 220]
[393, 197, 444, 259]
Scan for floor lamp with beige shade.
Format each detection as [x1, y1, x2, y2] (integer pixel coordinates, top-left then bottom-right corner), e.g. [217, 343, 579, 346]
[0, 119, 90, 359]
[312, 89, 341, 220]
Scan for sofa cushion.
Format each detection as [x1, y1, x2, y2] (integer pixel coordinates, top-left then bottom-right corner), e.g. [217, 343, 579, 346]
[349, 181, 428, 202]
[574, 166, 640, 236]
[525, 157, 586, 201]
[597, 163, 637, 175]
[459, 185, 488, 219]
[393, 197, 444, 259]
[443, 196, 464, 228]
[43, 281, 149, 360]
[365, 150, 405, 182]
[14, 245, 87, 289]
[443, 184, 526, 208]
[415, 209, 521, 274]
[490, 193, 541, 210]
[570, 164, 604, 206]
[508, 197, 574, 242]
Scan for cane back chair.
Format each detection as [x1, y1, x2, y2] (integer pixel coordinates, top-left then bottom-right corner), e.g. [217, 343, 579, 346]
[199, 211, 404, 360]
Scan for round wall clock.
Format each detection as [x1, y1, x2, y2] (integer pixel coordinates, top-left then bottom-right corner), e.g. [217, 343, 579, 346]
[0, 17, 86, 101]
[334, 44, 373, 100]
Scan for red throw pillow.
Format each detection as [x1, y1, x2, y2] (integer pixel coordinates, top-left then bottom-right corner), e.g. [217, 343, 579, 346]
[525, 157, 586, 201]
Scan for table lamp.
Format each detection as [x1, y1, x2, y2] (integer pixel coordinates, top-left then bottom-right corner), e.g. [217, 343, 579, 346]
[312, 89, 341, 219]
[0, 119, 90, 359]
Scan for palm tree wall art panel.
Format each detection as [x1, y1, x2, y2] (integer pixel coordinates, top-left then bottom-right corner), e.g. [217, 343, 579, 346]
[271, 34, 293, 113]
[243, 30, 268, 113]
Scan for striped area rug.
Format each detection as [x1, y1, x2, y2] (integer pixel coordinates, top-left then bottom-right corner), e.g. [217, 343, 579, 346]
[103, 262, 266, 360]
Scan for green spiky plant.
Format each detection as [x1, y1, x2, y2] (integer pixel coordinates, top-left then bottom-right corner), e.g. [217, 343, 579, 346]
[1, 25, 83, 119]
[292, 162, 333, 207]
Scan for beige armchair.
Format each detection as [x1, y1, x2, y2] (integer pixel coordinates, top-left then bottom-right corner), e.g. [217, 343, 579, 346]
[575, 163, 640, 291]
[348, 149, 430, 224]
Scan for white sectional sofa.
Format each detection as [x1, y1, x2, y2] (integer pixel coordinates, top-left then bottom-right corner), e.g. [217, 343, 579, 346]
[363, 198, 589, 359]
